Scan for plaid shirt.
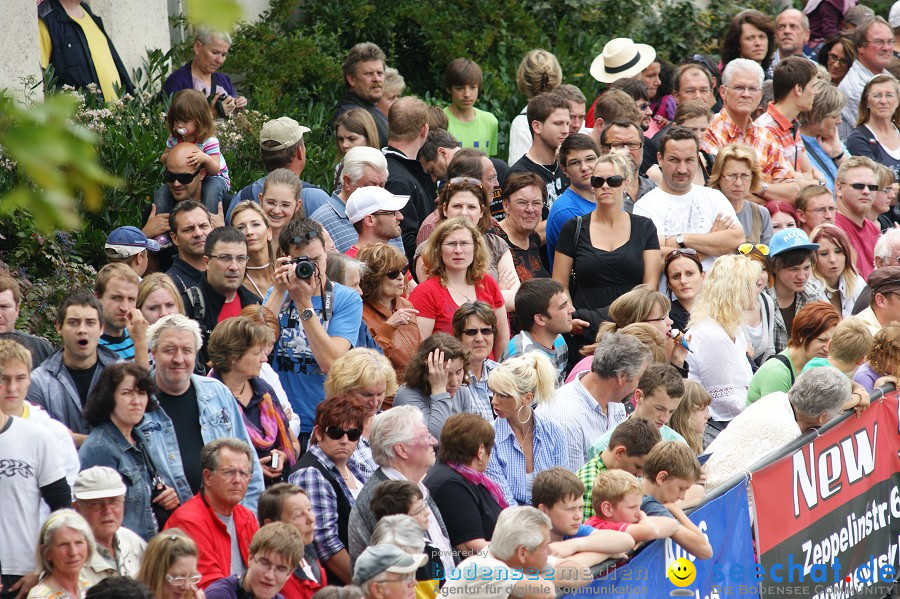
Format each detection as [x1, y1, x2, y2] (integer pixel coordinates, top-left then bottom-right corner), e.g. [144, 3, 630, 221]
[755, 103, 805, 173]
[763, 284, 827, 354]
[576, 455, 608, 518]
[702, 109, 796, 183]
[485, 413, 569, 506]
[310, 194, 359, 254]
[288, 444, 368, 561]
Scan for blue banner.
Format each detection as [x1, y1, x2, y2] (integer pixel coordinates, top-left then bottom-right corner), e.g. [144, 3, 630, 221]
[560, 479, 757, 598]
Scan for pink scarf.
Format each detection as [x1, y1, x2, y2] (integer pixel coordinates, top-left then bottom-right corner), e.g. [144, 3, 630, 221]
[447, 462, 509, 509]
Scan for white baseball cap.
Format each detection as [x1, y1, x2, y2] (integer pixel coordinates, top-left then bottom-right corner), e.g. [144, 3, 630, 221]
[345, 186, 409, 224]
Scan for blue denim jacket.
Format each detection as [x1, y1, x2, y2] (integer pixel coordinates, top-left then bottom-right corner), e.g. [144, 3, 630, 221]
[137, 375, 264, 513]
[78, 421, 158, 540]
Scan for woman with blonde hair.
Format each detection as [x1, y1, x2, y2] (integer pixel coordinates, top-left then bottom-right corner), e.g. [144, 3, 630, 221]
[707, 143, 773, 244]
[799, 82, 847, 192]
[231, 200, 276, 298]
[809, 223, 864, 317]
[137, 529, 205, 599]
[410, 218, 509, 358]
[686, 254, 762, 438]
[138, 273, 185, 325]
[508, 49, 563, 164]
[668, 380, 712, 455]
[29, 510, 95, 598]
[485, 352, 569, 506]
[740, 246, 777, 367]
[566, 322, 668, 383]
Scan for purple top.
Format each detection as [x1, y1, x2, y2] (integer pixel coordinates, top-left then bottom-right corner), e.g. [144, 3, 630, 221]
[163, 60, 236, 97]
[852, 362, 881, 392]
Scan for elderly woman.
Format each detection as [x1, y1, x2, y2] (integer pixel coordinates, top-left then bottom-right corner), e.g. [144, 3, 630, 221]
[163, 27, 248, 115]
[231, 201, 276, 299]
[28, 510, 95, 598]
[369, 514, 440, 599]
[324, 348, 398, 475]
[496, 172, 550, 281]
[137, 529, 205, 599]
[138, 273, 185, 325]
[207, 316, 297, 484]
[706, 368, 857, 489]
[720, 10, 776, 76]
[358, 243, 421, 383]
[707, 144, 773, 244]
[810, 224, 865, 317]
[686, 254, 762, 437]
[79, 363, 179, 540]
[553, 152, 661, 315]
[289, 395, 368, 585]
[747, 301, 840, 403]
[451, 301, 500, 419]
[846, 74, 900, 176]
[423, 413, 506, 557]
[817, 35, 856, 87]
[393, 333, 482, 441]
[485, 353, 568, 506]
[414, 179, 520, 309]
[410, 218, 509, 358]
[799, 83, 848, 193]
[664, 248, 705, 333]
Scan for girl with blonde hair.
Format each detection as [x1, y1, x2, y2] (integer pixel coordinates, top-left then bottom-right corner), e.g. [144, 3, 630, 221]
[138, 529, 204, 599]
[508, 49, 563, 164]
[231, 200, 276, 298]
[668, 380, 712, 455]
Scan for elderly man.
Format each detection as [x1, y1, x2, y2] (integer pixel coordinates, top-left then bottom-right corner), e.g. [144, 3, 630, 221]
[181, 227, 261, 366]
[72, 467, 145, 585]
[702, 59, 800, 204]
[347, 406, 454, 574]
[839, 17, 895, 138]
[704, 368, 853, 489]
[334, 42, 389, 148]
[852, 228, 900, 314]
[537, 333, 651, 472]
[352, 544, 427, 599]
[344, 187, 409, 257]
[856, 267, 900, 334]
[834, 156, 882, 279]
[770, 9, 817, 70]
[166, 201, 213, 294]
[442, 506, 597, 598]
[0, 274, 53, 367]
[165, 438, 261, 589]
[226, 116, 331, 222]
[310, 147, 401, 254]
[137, 315, 264, 510]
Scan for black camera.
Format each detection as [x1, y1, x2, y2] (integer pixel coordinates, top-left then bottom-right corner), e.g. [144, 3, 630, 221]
[290, 256, 317, 279]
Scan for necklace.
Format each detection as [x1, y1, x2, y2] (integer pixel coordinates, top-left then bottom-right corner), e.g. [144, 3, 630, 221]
[447, 281, 473, 302]
[246, 262, 271, 270]
[525, 152, 559, 178]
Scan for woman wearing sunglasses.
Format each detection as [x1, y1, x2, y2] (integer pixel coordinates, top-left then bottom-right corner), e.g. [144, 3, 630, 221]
[207, 317, 297, 486]
[664, 248, 705, 333]
[289, 395, 368, 585]
[357, 243, 421, 384]
[809, 223, 864, 317]
[846, 74, 900, 177]
[706, 143, 773, 244]
[552, 152, 661, 318]
[452, 301, 501, 418]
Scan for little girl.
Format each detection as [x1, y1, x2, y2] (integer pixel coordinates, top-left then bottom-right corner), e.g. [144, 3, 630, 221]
[161, 89, 230, 210]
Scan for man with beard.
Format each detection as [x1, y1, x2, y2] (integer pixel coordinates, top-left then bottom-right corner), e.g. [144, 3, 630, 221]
[333, 43, 389, 148]
[344, 187, 410, 258]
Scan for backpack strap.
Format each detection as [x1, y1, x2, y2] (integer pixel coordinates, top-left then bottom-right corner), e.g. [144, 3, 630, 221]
[771, 353, 796, 387]
[186, 286, 206, 321]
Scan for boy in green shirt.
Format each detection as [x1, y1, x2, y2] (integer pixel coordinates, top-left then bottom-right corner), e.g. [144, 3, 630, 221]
[443, 58, 498, 156]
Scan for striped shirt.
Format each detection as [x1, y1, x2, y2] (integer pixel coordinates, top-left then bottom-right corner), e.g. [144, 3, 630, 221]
[99, 330, 134, 361]
[166, 135, 230, 188]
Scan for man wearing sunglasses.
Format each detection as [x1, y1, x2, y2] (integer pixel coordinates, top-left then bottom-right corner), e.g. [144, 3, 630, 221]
[834, 156, 883, 279]
[345, 186, 409, 258]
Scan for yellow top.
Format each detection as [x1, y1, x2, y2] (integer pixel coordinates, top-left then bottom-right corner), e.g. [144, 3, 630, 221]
[415, 580, 440, 599]
[38, 10, 121, 101]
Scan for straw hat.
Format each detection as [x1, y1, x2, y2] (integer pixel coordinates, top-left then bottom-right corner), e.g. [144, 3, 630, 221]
[590, 38, 657, 83]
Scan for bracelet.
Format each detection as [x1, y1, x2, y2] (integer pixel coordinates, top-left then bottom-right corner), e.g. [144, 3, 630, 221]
[831, 151, 845, 161]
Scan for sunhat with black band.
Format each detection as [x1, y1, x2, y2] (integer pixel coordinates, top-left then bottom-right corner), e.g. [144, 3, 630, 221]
[590, 38, 657, 84]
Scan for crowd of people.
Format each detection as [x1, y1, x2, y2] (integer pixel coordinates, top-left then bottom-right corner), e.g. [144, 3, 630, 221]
[10, 0, 900, 598]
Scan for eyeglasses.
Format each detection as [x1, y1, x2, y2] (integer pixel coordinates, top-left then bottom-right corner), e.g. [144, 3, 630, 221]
[442, 241, 474, 249]
[207, 254, 250, 264]
[385, 266, 409, 280]
[166, 574, 202, 587]
[374, 574, 416, 587]
[725, 85, 761, 95]
[215, 468, 252, 481]
[637, 102, 651, 111]
[723, 173, 752, 183]
[738, 243, 770, 256]
[664, 248, 699, 264]
[590, 175, 626, 188]
[252, 557, 292, 578]
[805, 206, 836, 214]
[843, 182, 880, 192]
[512, 200, 544, 210]
[827, 53, 850, 66]
[869, 92, 898, 101]
[372, 210, 400, 216]
[448, 177, 482, 186]
[462, 327, 494, 337]
[77, 497, 124, 511]
[603, 141, 642, 151]
[866, 38, 894, 47]
[163, 167, 203, 185]
[565, 155, 598, 169]
[324, 426, 362, 442]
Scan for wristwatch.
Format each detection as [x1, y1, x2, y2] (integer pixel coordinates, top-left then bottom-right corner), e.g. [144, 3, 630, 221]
[300, 308, 315, 321]
[676, 233, 686, 249]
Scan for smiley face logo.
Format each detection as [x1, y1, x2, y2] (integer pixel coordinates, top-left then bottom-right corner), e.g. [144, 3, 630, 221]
[667, 557, 697, 588]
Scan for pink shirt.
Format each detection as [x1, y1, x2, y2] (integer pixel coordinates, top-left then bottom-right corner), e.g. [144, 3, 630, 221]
[834, 212, 880, 280]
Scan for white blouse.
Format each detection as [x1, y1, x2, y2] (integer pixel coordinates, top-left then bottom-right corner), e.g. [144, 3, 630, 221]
[686, 319, 753, 422]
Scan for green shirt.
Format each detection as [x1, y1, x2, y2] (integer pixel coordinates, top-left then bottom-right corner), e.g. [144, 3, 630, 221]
[576, 455, 608, 519]
[444, 106, 499, 156]
[747, 349, 795, 405]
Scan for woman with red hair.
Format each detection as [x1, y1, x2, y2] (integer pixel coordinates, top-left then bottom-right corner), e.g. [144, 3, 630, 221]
[766, 201, 798, 233]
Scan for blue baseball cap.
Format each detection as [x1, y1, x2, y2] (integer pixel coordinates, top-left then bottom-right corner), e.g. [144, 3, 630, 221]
[768, 227, 819, 257]
[105, 226, 161, 259]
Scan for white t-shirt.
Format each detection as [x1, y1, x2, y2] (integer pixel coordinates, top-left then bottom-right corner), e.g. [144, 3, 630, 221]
[26, 403, 80, 521]
[633, 184, 738, 273]
[686, 320, 753, 422]
[0, 416, 66, 575]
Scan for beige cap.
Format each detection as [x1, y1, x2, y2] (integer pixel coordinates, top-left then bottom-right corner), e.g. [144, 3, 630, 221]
[260, 117, 311, 150]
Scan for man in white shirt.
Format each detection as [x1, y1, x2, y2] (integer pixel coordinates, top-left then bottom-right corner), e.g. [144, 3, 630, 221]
[838, 17, 894, 137]
[634, 126, 744, 274]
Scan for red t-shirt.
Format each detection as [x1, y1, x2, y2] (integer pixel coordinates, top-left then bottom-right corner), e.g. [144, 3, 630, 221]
[217, 294, 242, 323]
[834, 212, 880, 280]
[585, 515, 629, 532]
[409, 274, 503, 335]
[345, 245, 359, 258]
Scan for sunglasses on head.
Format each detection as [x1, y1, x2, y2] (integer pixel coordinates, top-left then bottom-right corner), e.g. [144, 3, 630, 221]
[164, 167, 203, 185]
[738, 243, 770, 256]
[590, 175, 625, 189]
[324, 426, 362, 442]
[385, 266, 409, 280]
[664, 248, 698, 262]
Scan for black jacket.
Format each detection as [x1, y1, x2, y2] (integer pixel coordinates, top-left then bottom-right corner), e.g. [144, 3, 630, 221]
[38, 0, 135, 101]
[384, 147, 438, 269]
[333, 92, 388, 148]
[181, 274, 261, 367]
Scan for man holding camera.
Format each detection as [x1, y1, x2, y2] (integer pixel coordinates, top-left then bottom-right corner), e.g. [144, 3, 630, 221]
[265, 218, 364, 451]
[182, 226, 261, 368]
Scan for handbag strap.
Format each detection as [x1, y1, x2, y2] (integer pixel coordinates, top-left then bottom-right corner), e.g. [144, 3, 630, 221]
[569, 215, 583, 292]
